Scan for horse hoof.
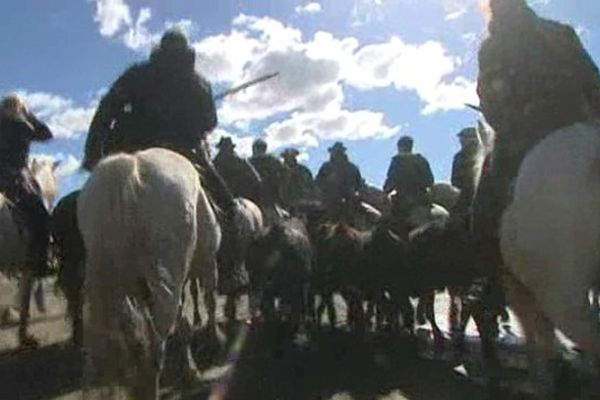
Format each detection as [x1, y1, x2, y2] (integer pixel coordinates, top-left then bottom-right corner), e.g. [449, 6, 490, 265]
[433, 335, 446, 351]
[191, 325, 227, 369]
[192, 315, 203, 327]
[0, 307, 19, 326]
[19, 334, 39, 349]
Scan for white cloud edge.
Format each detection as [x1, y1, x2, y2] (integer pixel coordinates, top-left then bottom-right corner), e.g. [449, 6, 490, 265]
[295, 2, 322, 15]
[14, 90, 96, 140]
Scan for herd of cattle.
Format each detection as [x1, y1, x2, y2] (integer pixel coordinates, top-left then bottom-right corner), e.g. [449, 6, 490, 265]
[51, 181, 476, 346]
[32, 142, 505, 400]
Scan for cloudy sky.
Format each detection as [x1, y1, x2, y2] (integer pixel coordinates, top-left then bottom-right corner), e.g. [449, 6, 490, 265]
[1, 0, 598, 199]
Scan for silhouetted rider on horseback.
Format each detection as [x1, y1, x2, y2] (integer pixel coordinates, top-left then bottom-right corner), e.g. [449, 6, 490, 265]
[0, 95, 53, 279]
[463, 0, 600, 376]
[383, 135, 434, 227]
[82, 29, 238, 241]
[475, 0, 600, 267]
[315, 142, 364, 222]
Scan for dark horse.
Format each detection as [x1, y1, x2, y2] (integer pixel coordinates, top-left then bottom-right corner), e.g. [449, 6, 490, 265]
[50, 190, 85, 346]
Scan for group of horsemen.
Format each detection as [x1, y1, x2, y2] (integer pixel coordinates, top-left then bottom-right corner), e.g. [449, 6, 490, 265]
[0, 0, 600, 322]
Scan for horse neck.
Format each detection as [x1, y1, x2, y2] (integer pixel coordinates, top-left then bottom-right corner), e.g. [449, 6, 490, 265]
[32, 165, 58, 209]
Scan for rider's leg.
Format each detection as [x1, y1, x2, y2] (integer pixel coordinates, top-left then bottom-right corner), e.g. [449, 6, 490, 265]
[9, 179, 50, 346]
[17, 188, 51, 276]
[187, 145, 236, 216]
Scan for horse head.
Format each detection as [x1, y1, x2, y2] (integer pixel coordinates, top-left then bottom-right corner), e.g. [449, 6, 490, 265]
[29, 158, 60, 209]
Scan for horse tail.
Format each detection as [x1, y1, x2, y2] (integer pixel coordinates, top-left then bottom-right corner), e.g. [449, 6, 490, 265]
[78, 154, 149, 386]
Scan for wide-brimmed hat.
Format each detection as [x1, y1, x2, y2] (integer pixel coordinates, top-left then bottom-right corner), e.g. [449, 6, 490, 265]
[1, 94, 34, 130]
[216, 136, 235, 149]
[328, 141, 346, 153]
[281, 148, 300, 158]
[457, 127, 478, 139]
[397, 135, 413, 146]
[252, 138, 267, 150]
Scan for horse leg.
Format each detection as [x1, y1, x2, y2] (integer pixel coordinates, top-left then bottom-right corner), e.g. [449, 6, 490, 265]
[68, 289, 83, 347]
[132, 367, 159, 400]
[504, 270, 556, 399]
[306, 289, 316, 327]
[322, 291, 337, 328]
[471, 301, 502, 397]
[33, 279, 46, 314]
[537, 283, 600, 397]
[189, 278, 203, 327]
[448, 287, 463, 335]
[398, 293, 414, 334]
[375, 293, 388, 331]
[424, 291, 444, 350]
[198, 257, 223, 350]
[18, 269, 38, 348]
[416, 292, 428, 326]
[288, 286, 305, 335]
[224, 293, 238, 323]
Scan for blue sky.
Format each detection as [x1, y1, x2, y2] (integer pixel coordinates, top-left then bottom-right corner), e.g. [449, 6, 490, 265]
[1, 0, 599, 199]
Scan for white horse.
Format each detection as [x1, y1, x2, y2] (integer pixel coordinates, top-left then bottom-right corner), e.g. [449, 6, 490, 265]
[500, 121, 600, 398]
[0, 157, 59, 347]
[78, 148, 220, 400]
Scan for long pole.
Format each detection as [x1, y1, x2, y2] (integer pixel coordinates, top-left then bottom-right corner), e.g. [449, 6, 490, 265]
[214, 72, 279, 101]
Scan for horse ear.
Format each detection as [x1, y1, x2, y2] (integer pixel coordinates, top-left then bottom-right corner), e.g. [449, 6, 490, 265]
[52, 160, 61, 171]
[30, 158, 39, 171]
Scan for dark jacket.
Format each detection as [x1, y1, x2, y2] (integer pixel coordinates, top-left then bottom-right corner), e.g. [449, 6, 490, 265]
[83, 60, 217, 171]
[315, 157, 363, 204]
[451, 145, 481, 213]
[383, 153, 434, 197]
[214, 151, 262, 203]
[250, 154, 284, 205]
[280, 162, 315, 207]
[478, 11, 600, 180]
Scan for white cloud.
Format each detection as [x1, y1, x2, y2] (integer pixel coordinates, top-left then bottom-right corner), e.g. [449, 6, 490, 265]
[122, 8, 159, 51]
[263, 106, 401, 150]
[351, 0, 385, 27]
[575, 24, 590, 44]
[295, 2, 322, 15]
[92, 0, 192, 52]
[528, 0, 551, 6]
[16, 91, 96, 139]
[195, 16, 475, 127]
[94, 0, 131, 37]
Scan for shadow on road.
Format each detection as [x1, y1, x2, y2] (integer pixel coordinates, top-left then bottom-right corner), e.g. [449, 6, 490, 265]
[0, 341, 83, 400]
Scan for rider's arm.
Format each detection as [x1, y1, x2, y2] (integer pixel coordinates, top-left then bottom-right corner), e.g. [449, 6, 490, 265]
[383, 157, 397, 194]
[26, 111, 52, 142]
[451, 154, 462, 189]
[190, 75, 218, 139]
[420, 157, 435, 189]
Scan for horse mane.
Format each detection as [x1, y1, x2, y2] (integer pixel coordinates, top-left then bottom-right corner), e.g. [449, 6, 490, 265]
[471, 119, 497, 195]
